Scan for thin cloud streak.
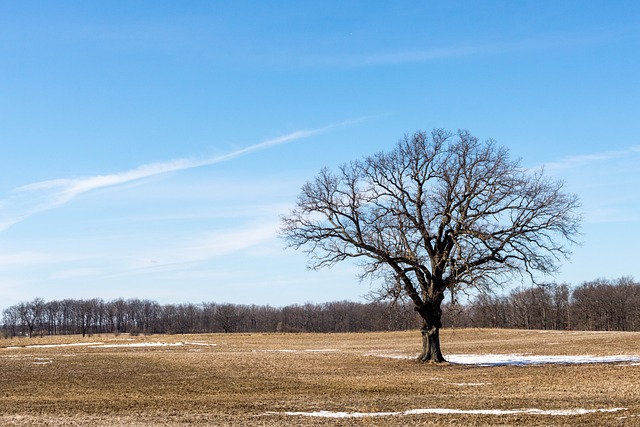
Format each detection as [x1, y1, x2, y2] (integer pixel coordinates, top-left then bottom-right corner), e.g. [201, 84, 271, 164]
[0, 120, 353, 232]
[139, 222, 278, 269]
[0, 250, 91, 269]
[93, 221, 281, 279]
[2, 219, 279, 276]
[303, 29, 624, 68]
[544, 145, 640, 171]
[541, 145, 640, 226]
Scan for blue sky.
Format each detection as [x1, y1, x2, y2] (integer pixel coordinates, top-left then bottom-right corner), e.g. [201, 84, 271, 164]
[1, 1, 639, 311]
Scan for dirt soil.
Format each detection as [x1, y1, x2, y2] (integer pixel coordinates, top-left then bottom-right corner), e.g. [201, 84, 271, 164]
[1, 329, 639, 426]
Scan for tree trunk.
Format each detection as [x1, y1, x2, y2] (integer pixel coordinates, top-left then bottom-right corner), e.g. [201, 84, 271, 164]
[417, 295, 446, 363]
[418, 321, 446, 363]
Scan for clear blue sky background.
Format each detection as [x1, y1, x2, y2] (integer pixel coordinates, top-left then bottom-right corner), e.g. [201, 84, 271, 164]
[1, 1, 639, 312]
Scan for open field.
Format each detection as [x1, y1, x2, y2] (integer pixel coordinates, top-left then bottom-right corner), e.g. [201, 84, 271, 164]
[1, 329, 639, 426]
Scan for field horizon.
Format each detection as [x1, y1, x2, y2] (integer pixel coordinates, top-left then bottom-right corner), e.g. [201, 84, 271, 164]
[2, 328, 639, 426]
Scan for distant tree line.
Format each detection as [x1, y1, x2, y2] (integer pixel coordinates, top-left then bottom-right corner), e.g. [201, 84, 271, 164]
[445, 277, 640, 332]
[3, 277, 639, 338]
[1, 298, 420, 338]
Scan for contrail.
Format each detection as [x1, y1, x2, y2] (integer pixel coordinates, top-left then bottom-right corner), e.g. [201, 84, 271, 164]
[0, 120, 356, 232]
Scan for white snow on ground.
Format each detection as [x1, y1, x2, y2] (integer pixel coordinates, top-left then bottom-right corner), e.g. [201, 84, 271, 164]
[450, 382, 488, 386]
[184, 341, 217, 346]
[254, 349, 339, 353]
[89, 342, 184, 348]
[363, 351, 408, 359]
[447, 354, 640, 366]
[271, 408, 626, 418]
[365, 352, 640, 366]
[2, 341, 218, 350]
[5, 342, 105, 349]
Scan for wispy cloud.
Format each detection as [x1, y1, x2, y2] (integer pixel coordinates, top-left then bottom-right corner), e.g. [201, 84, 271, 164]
[1, 218, 279, 276]
[128, 221, 279, 273]
[0, 120, 354, 232]
[0, 250, 90, 269]
[544, 145, 640, 171]
[541, 145, 640, 225]
[49, 267, 104, 280]
[303, 29, 624, 68]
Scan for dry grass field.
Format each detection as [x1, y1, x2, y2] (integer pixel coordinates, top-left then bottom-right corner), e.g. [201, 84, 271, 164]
[1, 329, 639, 426]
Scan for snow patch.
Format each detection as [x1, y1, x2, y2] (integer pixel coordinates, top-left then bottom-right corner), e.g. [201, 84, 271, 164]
[89, 342, 184, 348]
[448, 354, 640, 366]
[363, 351, 409, 359]
[255, 349, 338, 353]
[450, 382, 488, 386]
[5, 342, 104, 349]
[184, 341, 217, 347]
[271, 407, 626, 418]
[3, 341, 216, 350]
[365, 352, 640, 366]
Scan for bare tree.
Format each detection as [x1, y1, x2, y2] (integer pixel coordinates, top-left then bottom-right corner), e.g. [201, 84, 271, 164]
[550, 283, 571, 330]
[73, 299, 95, 338]
[2, 305, 21, 338]
[469, 293, 509, 328]
[214, 304, 237, 333]
[281, 129, 580, 362]
[18, 298, 45, 338]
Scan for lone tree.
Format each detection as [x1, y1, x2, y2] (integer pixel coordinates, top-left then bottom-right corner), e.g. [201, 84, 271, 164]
[280, 129, 581, 362]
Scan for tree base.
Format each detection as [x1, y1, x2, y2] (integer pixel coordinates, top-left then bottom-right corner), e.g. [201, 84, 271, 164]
[417, 358, 450, 365]
[419, 326, 446, 363]
[417, 353, 448, 364]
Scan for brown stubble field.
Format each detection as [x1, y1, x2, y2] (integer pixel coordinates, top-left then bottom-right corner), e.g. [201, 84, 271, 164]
[1, 329, 639, 426]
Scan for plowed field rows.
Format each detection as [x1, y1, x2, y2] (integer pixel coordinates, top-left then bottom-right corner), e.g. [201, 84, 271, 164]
[1, 329, 639, 426]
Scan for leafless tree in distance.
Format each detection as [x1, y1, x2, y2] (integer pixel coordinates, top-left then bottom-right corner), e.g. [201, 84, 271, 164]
[280, 129, 581, 362]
